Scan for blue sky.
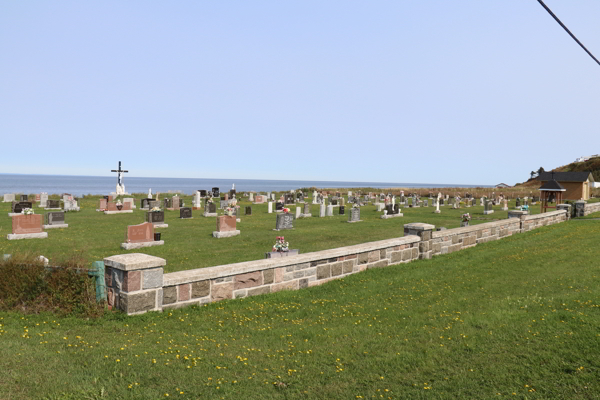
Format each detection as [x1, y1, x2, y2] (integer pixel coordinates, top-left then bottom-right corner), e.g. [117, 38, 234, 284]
[1, 1, 599, 185]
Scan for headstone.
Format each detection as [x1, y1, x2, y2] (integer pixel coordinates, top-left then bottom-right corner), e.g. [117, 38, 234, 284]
[424, 199, 428, 207]
[180, 207, 192, 219]
[64, 197, 80, 211]
[502, 199, 508, 211]
[295, 207, 302, 219]
[46, 211, 66, 227]
[326, 204, 333, 216]
[40, 193, 48, 207]
[199, 190, 207, 197]
[172, 196, 180, 210]
[276, 202, 284, 212]
[217, 216, 237, 232]
[484, 200, 494, 215]
[303, 203, 311, 216]
[164, 198, 172, 209]
[285, 193, 295, 205]
[11, 214, 44, 236]
[141, 198, 151, 209]
[20, 194, 28, 202]
[516, 197, 521, 207]
[46, 199, 59, 209]
[268, 202, 273, 213]
[148, 200, 159, 209]
[319, 204, 326, 217]
[193, 191, 202, 208]
[276, 213, 294, 230]
[348, 207, 361, 222]
[206, 203, 217, 214]
[126, 222, 154, 243]
[245, 206, 252, 215]
[3, 193, 15, 203]
[435, 193, 441, 214]
[249, 192, 255, 202]
[339, 205, 345, 215]
[98, 198, 108, 210]
[147, 210, 165, 225]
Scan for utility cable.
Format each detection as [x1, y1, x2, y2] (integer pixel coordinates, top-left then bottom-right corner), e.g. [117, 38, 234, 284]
[536, 0, 600, 66]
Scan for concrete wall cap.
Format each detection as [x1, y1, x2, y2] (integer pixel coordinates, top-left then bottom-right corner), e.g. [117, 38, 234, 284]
[104, 253, 167, 271]
[403, 223, 435, 231]
[163, 235, 419, 286]
[523, 210, 566, 221]
[431, 219, 519, 239]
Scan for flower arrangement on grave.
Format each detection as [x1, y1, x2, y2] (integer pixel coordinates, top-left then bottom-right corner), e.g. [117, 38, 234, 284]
[352, 202, 360, 209]
[282, 207, 290, 214]
[206, 197, 214, 204]
[461, 213, 471, 223]
[272, 236, 289, 252]
[22, 208, 34, 215]
[223, 199, 239, 217]
[150, 206, 161, 212]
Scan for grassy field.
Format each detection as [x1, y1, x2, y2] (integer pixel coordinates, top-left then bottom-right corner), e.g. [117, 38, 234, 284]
[1, 194, 548, 273]
[0, 218, 598, 399]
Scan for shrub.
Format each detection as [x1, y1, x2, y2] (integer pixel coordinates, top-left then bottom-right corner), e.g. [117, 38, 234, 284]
[0, 253, 104, 317]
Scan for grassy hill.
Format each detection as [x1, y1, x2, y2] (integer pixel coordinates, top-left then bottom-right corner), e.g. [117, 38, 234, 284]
[516, 156, 600, 188]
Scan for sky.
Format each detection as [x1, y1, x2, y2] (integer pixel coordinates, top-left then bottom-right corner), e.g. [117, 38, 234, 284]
[1, 1, 599, 186]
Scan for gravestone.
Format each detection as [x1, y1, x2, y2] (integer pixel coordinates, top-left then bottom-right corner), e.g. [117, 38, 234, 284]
[148, 200, 159, 209]
[268, 201, 273, 213]
[98, 198, 108, 210]
[276, 202, 284, 212]
[295, 206, 302, 219]
[484, 200, 494, 215]
[248, 192, 255, 202]
[275, 213, 294, 230]
[44, 211, 67, 229]
[254, 195, 267, 204]
[46, 199, 60, 209]
[199, 190, 207, 197]
[3, 193, 15, 203]
[164, 198, 172, 209]
[64, 197, 80, 212]
[424, 199, 428, 207]
[516, 197, 521, 207]
[20, 194, 28, 202]
[319, 204, 326, 217]
[8, 214, 47, 240]
[121, 222, 163, 249]
[284, 194, 295, 205]
[204, 203, 217, 216]
[339, 205, 345, 215]
[212, 187, 220, 197]
[147, 210, 165, 225]
[302, 202, 312, 217]
[171, 196, 181, 210]
[245, 206, 252, 215]
[213, 216, 240, 238]
[141, 198, 151, 209]
[180, 207, 193, 219]
[296, 192, 304, 202]
[348, 207, 361, 222]
[326, 204, 333, 216]
[40, 193, 48, 207]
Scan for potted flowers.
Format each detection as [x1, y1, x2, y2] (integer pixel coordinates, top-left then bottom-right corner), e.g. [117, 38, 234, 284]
[265, 236, 299, 258]
[22, 208, 34, 215]
[116, 199, 123, 211]
[461, 213, 471, 227]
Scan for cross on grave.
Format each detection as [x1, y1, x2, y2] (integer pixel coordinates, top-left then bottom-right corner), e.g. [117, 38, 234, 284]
[111, 161, 129, 195]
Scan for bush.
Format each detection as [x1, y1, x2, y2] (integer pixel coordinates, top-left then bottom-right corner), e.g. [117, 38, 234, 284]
[0, 253, 104, 317]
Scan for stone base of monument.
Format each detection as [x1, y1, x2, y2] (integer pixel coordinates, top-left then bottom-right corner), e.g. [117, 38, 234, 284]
[121, 240, 164, 250]
[96, 209, 107, 212]
[8, 213, 25, 217]
[110, 192, 130, 196]
[65, 207, 80, 212]
[203, 212, 218, 217]
[483, 210, 494, 215]
[347, 220, 362, 223]
[380, 213, 404, 219]
[300, 213, 312, 218]
[7, 232, 48, 240]
[153, 223, 169, 228]
[43, 224, 68, 229]
[434, 210, 441, 214]
[104, 210, 134, 215]
[212, 230, 240, 238]
[45, 208, 62, 211]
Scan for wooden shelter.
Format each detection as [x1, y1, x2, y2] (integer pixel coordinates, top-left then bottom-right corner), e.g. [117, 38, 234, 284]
[538, 171, 594, 200]
[539, 173, 566, 213]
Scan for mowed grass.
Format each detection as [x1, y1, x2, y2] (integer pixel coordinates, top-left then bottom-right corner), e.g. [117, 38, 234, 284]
[0, 194, 546, 273]
[1, 219, 599, 399]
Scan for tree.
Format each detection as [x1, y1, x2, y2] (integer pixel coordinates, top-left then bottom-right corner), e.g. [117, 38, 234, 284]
[530, 171, 537, 179]
[537, 167, 545, 175]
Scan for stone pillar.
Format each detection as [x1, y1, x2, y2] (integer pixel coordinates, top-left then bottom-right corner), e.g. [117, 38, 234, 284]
[403, 223, 435, 260]
[104, 253, 165, 315]
[556, 203, 572, 220]
[575, 200, 586, 218]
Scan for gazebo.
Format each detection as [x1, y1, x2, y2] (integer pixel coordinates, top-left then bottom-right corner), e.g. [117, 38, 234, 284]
[539, 172, 566, 213]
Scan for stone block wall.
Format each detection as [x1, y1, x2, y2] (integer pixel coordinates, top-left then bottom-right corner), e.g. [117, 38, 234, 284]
[521, 210, 567, 232]
[428, 219, 521, 257]
[104, 210, 569, 316]
[581, 201, 600, 216]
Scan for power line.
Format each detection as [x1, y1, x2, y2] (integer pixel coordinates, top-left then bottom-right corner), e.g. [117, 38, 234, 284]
[536, 0, 600, 67]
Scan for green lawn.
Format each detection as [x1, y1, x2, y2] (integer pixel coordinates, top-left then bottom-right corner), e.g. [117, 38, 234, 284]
[1, 218, 599, 399]
[0, 194, 544, 273]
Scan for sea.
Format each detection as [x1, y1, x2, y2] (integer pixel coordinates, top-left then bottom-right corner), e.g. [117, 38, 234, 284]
[0, 174, 492, 197]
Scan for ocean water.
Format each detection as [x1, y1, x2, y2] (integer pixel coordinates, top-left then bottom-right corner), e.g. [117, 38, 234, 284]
[0, 174, 491, 197]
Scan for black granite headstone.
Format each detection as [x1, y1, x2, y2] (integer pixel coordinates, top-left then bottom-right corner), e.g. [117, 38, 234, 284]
[339, 206, 345, 215]
[245, 206, 252, 215]
[46, 211, 65, 225]
[180, 207, 192, 219]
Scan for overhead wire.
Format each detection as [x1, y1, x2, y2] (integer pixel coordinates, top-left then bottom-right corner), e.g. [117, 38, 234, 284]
[536, 0, 600, 67]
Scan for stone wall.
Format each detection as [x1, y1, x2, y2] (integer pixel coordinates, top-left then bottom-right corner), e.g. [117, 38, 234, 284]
[581, 201, 600, 216]
[104, 210, 568, 315]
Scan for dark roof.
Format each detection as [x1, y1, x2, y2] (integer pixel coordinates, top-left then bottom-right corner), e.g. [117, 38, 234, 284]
[539, 179, 566, 191]
[538, 171, 594, 183]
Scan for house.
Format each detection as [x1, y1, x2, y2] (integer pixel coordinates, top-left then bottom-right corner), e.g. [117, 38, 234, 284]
[495, 183, 511, 188]
[538, 171, 594, 200]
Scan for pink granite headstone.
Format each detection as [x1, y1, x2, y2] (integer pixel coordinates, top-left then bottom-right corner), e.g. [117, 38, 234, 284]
[126, 222, 154, 243]
[12, 214, 43, 234]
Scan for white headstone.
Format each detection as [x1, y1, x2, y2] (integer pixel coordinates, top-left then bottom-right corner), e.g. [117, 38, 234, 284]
[40, 193, 48, 207]
[193, 191, 202, 207]
[319, 204, 326, 217]
[148, 188, 152, 198]
[326, 204, 333, 217]
[295, 207, 301, 219]
[435, 193, 441, 214]
[249, 192, 254, 202]
[268, 201, 273, 213]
